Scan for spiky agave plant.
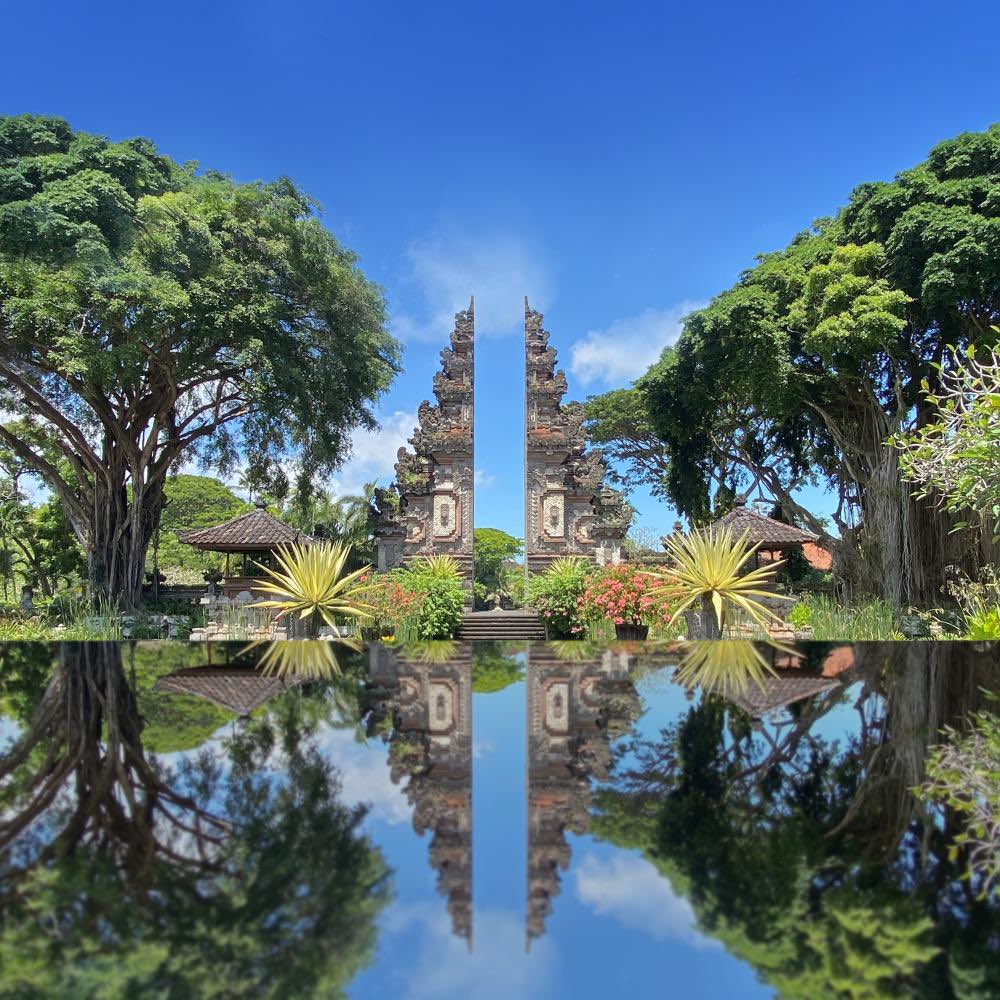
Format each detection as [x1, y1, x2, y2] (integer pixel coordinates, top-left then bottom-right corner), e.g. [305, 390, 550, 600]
[407, 554, 462, 582]
[250, 541, 373, 637]
[651, 526, 782, 638]
[673, 640, 780, 699]
[245, 637, 362, 679]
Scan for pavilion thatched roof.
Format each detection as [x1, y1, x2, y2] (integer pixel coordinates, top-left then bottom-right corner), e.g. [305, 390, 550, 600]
[179, 506, 313, 553]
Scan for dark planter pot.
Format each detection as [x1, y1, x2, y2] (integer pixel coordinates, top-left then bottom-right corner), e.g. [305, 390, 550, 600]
[614, 623, 649, 641]
[361, 625, 392, 641]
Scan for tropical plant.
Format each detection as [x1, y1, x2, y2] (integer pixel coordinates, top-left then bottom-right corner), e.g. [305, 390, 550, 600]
[638, 125, 1000, 610]
[578, 563, 672, 629]
[896, 338, 1000, 521]
[406, 554, 462, 582]
[651, 526, 781, 638]
[393, 556, 465, 639]
[672, 640, 779, 699]
[0, 114, 400, 608]
[250, 541, 372, 637]
[528, 557, 592, 637]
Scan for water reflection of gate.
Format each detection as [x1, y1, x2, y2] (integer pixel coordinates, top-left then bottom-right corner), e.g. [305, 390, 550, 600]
[526, 647, 642, 946]
[364, 645, 474, 948]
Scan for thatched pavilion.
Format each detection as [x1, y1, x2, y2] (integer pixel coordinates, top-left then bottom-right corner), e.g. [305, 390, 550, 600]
[179, 501, 313, 598]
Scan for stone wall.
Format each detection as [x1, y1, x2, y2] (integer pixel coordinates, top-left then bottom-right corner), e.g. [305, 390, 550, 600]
[524, 300, 631, 575]
[371, 300, 475, 594]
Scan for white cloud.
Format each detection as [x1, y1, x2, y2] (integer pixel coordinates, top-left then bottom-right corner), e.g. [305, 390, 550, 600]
[392, 233, 555, 342]
[318, 727, 413, 826]
[573, 852, 715, 948]
[568, 300, 706, 388]
[384, 903, 557, 1000]
[328, 409, 417, 497]
[473, 468, 495, 488]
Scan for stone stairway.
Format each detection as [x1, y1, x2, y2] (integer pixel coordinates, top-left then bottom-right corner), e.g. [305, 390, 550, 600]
[457, 610, 546, 641]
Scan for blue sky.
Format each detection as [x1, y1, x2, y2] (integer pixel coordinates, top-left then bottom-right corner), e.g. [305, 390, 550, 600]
[4, 0, 1000, 540]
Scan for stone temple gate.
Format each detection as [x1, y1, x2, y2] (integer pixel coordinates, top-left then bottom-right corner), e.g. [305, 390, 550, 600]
[370, 297, 630, 592]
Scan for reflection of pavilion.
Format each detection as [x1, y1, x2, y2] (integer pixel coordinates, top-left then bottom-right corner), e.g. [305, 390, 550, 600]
[155, 666, 305, 717]
[728, 645, 857, 719]
[526, 647, 641, 947]
[365, 646, 473, 947]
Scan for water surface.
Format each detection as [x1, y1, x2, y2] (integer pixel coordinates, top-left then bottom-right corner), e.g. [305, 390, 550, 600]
[1, 640, 998, 998]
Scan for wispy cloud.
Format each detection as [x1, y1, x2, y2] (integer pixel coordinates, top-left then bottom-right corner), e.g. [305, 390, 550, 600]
[573, 852, 715, 948]
[328, 409, 417, 497]
[392, 232, 555, 342]
[568, 300, 705, 388]
[317, 727, 412, 826]
[474, 468, 496, 488]
[383, 903, 557, 1000]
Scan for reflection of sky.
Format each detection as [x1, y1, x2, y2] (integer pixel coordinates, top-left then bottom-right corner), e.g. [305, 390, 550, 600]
[346, 676, 768, 1000]
[2, 663, 869, 998]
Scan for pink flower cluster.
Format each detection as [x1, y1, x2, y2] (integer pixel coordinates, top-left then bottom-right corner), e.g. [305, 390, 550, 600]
[577, 565, 670, 627]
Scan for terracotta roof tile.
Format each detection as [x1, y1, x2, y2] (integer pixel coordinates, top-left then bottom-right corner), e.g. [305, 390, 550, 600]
[711, 506, 818, 547]
[155, 667, 304, 716]
[179, 509, 313, 551]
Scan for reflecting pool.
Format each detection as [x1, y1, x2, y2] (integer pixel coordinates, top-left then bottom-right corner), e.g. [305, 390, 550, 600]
[1, 641, 999, 998]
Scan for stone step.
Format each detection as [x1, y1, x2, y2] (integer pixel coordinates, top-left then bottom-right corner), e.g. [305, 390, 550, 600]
[457, 611, 546, 641]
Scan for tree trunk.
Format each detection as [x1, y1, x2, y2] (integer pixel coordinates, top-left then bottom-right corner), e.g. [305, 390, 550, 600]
[88, 474, 165, 611]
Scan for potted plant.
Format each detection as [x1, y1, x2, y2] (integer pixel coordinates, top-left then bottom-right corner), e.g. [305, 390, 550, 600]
[578, 563, 670, 640]
[249, 541, 373, 638]
[650, 526, 782, 639]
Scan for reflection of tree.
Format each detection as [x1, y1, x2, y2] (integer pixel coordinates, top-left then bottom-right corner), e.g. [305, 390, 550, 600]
[590, 642, 1000, 998]
[0, 642, 392, 997]
[472, 642, 525, 693]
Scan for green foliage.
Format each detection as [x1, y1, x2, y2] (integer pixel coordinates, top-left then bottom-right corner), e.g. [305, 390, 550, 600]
[0, 114, 400, 606]
[471, 643, 525, 693]
[788, 601, 814, 630]
[582, 387, 670, 497]
[963, 606, 1000, 640]
[896, 339, 1000, 519]
[527, 557, 592, 637]
[473, 528, 523, 588]
[394, 556, 465, 639]
[798, 595, 902, 640]
[921, 710, 1000, 897]
[153, 474, 250, 574]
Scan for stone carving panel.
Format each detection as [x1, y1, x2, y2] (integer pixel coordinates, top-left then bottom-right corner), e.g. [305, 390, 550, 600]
[524, 301, 632, 574]
[372, 301, 475, 597]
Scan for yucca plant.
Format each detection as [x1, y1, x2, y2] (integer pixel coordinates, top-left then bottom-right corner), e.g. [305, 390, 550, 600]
[651, 526, 782, 639]
[246, 637, 362, 679]
[408, 554, 462, 582]
[673, 640, 780, 699]
[250, 541, 372, 638]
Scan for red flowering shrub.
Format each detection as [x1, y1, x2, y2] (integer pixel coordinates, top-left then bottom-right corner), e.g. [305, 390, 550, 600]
[359, 572, 423, 632]
[577, 564, 672, 627]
